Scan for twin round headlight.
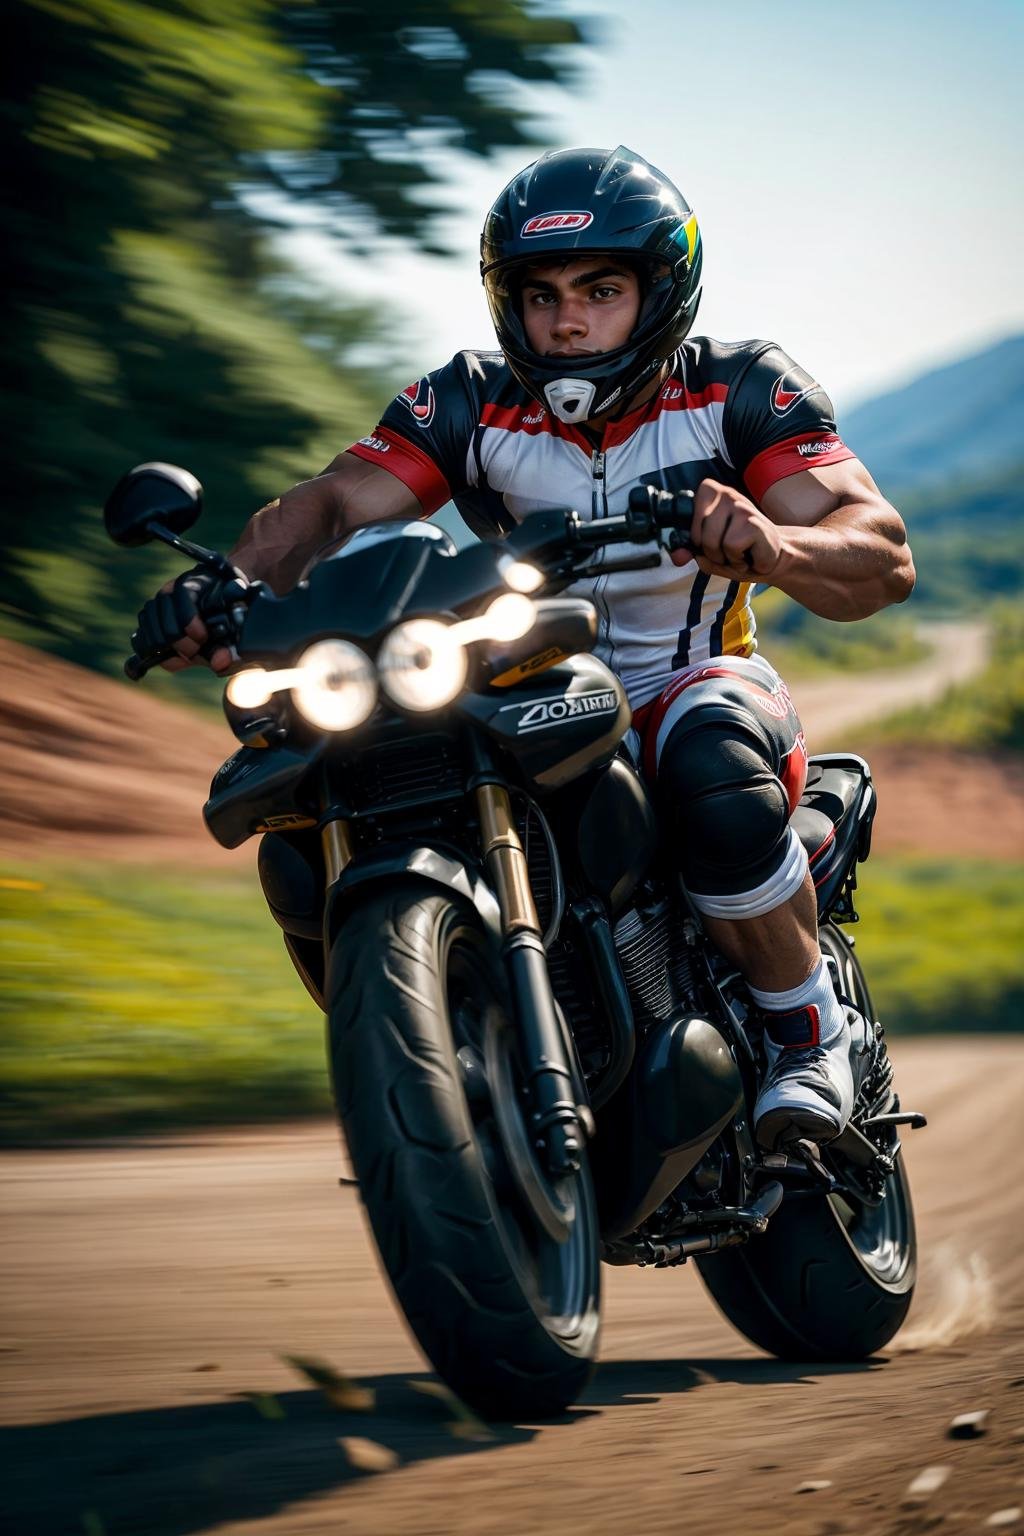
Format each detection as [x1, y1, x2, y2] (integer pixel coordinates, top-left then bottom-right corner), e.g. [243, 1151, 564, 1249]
[225, 589, 539, 730]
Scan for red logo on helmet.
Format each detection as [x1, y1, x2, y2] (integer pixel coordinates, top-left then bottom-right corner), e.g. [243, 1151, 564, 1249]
[399, 378, 436, 428]
[521, 211, 595, 238]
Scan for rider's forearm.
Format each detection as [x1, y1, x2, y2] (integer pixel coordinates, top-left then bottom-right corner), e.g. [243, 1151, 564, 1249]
[770, 501, 915, 621]
[227, 476, 345, 595]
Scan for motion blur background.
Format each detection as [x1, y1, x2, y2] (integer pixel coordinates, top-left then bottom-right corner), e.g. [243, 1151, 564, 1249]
[2, 0, 1022, 1138]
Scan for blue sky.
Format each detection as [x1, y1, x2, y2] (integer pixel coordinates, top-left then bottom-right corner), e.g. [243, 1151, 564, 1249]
[282, 0, 1024, 414]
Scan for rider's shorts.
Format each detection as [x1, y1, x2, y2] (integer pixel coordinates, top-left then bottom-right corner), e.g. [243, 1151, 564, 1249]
[630, 654, 810, 921]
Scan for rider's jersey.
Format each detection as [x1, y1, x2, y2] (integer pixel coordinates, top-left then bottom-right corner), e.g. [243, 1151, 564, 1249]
[346, 338, 855, 708]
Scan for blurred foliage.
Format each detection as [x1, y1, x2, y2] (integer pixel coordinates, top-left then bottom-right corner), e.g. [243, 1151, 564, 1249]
[753, 588, 928, 677]
[866, 602, 1024, 754]
[2, 854, 1020, 1141]
[2, 0, 588, 674]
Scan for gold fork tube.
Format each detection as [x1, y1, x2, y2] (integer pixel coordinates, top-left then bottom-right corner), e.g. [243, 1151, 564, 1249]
[474, 783, 540, 937]
[321, 816, 354, 886]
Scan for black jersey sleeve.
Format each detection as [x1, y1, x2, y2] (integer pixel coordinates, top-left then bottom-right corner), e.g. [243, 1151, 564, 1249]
[723, 342, 856, 503]
[346, 354, 479, 515]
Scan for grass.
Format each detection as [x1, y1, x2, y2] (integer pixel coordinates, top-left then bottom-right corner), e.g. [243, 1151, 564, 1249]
[0, 863, 329, 1141]
[1, 856, 1020, 1141]
[850, 859, 1024, 1035]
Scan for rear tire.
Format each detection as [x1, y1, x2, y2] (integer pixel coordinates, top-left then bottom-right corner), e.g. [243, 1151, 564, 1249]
[696, 924, 916, 1360]
[327, 882, 600, 1418]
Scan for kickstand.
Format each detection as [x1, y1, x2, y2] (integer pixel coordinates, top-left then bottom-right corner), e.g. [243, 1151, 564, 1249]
[792, 1138, 835, 1191]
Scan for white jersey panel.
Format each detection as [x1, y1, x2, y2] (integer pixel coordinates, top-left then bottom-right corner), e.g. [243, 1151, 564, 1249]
[472, 398, 750, 708]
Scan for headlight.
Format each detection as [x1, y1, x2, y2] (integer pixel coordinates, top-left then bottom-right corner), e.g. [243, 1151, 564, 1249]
[292, 639, 377, 731]
[498, 556, 544, 593]
[478, 591, 536, 642]
[225, 668, 275, 710]
[378, 619, 468, 711]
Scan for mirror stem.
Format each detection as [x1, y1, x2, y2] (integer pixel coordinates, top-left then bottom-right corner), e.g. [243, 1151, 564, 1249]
[146, 521, 234, 576]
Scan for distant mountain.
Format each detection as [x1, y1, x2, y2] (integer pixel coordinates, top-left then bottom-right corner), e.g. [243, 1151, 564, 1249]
[840, 334, 1024, 496]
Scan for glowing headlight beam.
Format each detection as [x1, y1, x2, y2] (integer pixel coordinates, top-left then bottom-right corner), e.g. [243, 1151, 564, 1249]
[376, 595, 536, 712]
[498, 556, 545, 594]
[226, 666, 302, 710]
[292, 640, 377, 731]
[227, 593, 538, 722]
[448, 592, 537, 646]
[377, 619, 468, 712]
[225, 641, 377, 733]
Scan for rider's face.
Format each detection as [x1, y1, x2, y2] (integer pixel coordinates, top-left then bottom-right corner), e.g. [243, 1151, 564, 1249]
[520, 258, 641, 359]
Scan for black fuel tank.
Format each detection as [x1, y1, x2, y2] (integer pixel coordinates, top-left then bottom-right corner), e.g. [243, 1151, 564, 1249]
[457, 655, 630, 790]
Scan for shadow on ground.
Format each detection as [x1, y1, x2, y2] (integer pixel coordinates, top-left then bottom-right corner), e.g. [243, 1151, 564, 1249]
[3, 1357, 881, 1535]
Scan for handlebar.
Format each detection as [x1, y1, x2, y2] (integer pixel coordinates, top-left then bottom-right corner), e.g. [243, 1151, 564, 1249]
[124, 577, 253, 681]
[568, 485, 694, 553]
[121, 488, 693, 681]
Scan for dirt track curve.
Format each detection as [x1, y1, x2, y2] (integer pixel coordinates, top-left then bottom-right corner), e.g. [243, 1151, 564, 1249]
[3, 1037, 1023, 1536]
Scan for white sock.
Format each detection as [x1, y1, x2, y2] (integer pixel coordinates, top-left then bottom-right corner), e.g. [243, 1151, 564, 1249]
[748, 956, 846, 1046]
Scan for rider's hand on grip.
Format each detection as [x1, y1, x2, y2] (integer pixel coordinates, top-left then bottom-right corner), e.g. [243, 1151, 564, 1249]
[129, 564, 249, 679]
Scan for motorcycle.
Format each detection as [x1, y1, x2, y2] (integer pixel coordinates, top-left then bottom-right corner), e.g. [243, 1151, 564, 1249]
[104, 461, 925, 1420]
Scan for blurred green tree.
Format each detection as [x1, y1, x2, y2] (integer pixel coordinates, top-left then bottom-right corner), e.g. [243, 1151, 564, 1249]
[1, 0, 587, 674]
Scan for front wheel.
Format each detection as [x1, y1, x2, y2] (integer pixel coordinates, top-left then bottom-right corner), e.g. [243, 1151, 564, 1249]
[326, 882, 600, 1419]
[696, 924, 917, 1359]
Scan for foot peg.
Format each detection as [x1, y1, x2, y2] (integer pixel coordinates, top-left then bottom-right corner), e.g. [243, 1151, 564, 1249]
[859, 1110, 927, 1131]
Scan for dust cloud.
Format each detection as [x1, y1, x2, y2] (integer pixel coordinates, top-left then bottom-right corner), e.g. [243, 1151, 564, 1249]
[892, 1241, 996, 1352]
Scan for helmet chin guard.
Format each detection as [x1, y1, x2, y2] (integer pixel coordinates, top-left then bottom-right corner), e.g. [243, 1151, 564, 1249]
[543, 377, 597, 425]
[481, 145, 703, 425]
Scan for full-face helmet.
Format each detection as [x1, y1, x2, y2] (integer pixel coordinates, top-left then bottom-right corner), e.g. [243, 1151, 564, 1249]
[481, 145, 702, 424]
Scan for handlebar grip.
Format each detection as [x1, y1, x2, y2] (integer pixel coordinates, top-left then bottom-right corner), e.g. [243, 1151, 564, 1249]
[124, 649, 170, 681]
[625, 485, 695, 548]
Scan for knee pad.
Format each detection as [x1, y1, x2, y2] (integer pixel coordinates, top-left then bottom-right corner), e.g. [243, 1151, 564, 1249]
[658, 713, 798, 907]
[257, 830, 325, 940]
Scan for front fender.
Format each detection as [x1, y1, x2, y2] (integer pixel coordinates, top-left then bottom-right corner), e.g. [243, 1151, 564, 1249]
[324, 842, 502, 947]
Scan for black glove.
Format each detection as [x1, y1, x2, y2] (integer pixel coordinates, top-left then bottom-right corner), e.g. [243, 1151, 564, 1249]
[133, 564, 247, 667]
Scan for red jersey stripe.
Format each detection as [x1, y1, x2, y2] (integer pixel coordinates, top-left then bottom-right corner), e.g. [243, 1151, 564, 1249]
[480, 401, 591, 452]
[346, 427, 451, 515]
[745, 432, 855, 502]
[601, 379, 729, 448]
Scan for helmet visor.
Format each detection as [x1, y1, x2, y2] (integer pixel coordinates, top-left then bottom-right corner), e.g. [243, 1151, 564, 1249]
[483, 253, 676, 373]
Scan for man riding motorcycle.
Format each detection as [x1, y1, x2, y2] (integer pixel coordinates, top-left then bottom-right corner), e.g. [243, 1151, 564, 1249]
[135, 145, 915, 1151]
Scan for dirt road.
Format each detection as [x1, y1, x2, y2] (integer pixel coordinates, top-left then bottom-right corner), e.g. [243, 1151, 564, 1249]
[3, 1037, 1022, 1536]
[789, 620, 990, 746]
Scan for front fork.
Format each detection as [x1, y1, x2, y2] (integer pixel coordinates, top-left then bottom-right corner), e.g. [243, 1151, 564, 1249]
[473, 775, 590, 1178]
[318, 771, 589, 1181]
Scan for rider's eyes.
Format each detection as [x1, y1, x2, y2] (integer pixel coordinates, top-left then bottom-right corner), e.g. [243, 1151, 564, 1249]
[526, 287, 620, 306]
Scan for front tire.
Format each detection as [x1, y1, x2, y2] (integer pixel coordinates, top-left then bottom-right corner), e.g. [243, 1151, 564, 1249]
[696, 923, 917, 1359]
[327, 882, 600, 1418]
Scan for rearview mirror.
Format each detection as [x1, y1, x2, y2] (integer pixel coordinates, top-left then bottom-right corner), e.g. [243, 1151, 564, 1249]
[104, 462, 203, 547]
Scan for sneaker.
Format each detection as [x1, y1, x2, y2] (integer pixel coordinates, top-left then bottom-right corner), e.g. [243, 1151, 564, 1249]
[753, 1004, 855, 1151]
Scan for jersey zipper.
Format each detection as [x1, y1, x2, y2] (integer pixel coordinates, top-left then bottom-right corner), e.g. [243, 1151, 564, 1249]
[590, 449, 615, 670]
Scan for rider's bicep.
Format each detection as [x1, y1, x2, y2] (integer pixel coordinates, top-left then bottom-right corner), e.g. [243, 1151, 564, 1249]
[318, 452, 429, 525]
[759, 458, 884, 527]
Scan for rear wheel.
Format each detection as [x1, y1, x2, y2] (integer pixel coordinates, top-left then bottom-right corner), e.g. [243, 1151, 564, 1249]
[327, 882, 600, 1418]
[696, 924, 916, 1359]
